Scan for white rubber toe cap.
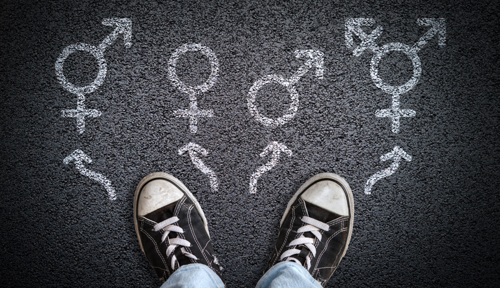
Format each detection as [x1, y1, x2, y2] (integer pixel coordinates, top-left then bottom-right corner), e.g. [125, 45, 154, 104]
[301, 180, 349, 216]
[137, 180, 184, 217]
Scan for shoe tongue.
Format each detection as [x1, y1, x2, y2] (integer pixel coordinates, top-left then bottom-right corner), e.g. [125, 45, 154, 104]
[144, 201, 178, 223]
[175, 248, 194, 267]
[304, 201, 342, 223]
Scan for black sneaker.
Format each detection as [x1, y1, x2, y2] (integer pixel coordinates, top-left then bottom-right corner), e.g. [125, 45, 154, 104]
[267, 173, 354, 286]
[133, 172, 223, 283]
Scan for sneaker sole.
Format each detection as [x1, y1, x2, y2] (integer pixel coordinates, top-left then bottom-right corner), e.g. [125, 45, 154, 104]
[280, 172, 354, 259]
[133, 172, 210, 254]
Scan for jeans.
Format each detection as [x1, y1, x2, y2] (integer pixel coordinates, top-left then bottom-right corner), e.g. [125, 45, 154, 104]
[160, 261, 323, 288]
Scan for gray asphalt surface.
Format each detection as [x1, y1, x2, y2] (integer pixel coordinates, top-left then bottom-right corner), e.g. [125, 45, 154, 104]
[1, 0, 499, 287]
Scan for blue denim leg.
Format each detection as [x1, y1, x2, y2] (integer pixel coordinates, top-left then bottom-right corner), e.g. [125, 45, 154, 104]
[160, 263, 224, 288]
[256, 261, 323, 288]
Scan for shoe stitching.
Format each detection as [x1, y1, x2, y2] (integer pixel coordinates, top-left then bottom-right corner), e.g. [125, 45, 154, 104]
[187, 204, 211, 268]
[327, 216, 349, 226]
[174, 196, 187, 216]
[203, 238, 211, 252]
[177, 203, 197, 265]
[312, 226, 348, 273]
[275, 203, 298, 265]
[140, 216, 157, 227]
[139, 224, 170, 276]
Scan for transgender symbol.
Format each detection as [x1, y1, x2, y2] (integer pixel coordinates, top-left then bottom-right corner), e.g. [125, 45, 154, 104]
[345, 18, 446, 133]
[56, 18, 132, 134]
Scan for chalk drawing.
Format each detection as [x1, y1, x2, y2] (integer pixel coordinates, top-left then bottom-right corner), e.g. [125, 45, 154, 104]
[364, 146, 412, 195]
[178, 142, 219, 192]
[248, 50, 324, 128]
[63, 149, 117, 200]
[249, 141, 292, 194]
[56, 18, 132, 134]
[169, 44, 219, 133]
[345, 18, 445, 133]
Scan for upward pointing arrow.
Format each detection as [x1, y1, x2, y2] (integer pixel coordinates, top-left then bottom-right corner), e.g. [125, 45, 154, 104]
[64, 149, 117, 200]
[178, 143, 219, 192]
[249, 142, 293, 194]
[413, 18, 446, 52]
[364, 146, 412, 195]
[63, 149, 92, 165]
[99, 18, 132, 51]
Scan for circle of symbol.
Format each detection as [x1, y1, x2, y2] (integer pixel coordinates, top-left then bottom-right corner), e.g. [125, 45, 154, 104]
[370, 42, 422, 95]
[55, 43, 107, 95]
[168, 43, 219, 95]
[248, 74, 299, 128]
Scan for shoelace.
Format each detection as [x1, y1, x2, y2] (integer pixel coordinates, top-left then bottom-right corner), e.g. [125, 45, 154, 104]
[280, 216, 330, 270]
[153, 216, 198, 270]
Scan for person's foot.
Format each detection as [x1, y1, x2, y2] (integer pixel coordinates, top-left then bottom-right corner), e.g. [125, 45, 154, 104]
[133, 172, 223, 283]
[267, 173, 354, 286]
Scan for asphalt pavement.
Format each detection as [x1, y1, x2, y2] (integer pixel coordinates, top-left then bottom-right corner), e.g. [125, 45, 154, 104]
[1, 0, 499, 287]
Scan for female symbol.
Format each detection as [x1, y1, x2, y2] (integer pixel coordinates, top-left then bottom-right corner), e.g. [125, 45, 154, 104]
[168, 43, 219, 134]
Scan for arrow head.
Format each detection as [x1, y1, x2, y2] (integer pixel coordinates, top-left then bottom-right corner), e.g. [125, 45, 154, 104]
[178, 142, 209, 157]
[345, 18, 375, 48]
[417, 18, 446, 48]
[63, 149, 92, 165]
[345, 18, 382, 56]
[294, 50, 324, 79]
[102, 18, 132, 48]
[260, 141, 293, 158]
[380, 146, 412, 163]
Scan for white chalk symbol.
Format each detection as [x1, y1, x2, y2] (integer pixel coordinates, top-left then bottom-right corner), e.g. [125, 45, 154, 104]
[364, 146, 412, 195]
[346, 18, 446, 133]
[63, 149, 117, 200]
[248, 50, 324, 128]
[179, 142, 219, 192]
[169, 44, 219, 134]
[56, 18, 132, 134]
[249, 142, 292, 194]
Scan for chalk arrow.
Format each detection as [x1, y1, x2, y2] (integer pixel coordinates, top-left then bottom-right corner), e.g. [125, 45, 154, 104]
[345, 18, 383, 56]
[290, 50, 325, 83]
[364, 146, 412, 195]
[63, 149, 117, 200]
[179, 143, 219, 192]
[412, 18, 446, 53]
[99, 18, 132, 51]
[250, 142, 293, 194]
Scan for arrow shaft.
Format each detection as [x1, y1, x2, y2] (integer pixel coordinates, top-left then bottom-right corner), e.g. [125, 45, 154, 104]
[289, 64, 310, 85]
[249, 153, 280, 194]
[188, 151, 219, 192]
[99, 29, 120, 51]
[74, 161, 116, 200]
[364, 161, 400, 195]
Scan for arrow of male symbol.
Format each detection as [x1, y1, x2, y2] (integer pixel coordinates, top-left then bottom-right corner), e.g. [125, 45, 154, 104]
[364, 146, 412, 195]
[63, 149, 117, 200]
[249, 142, 293, 194]
[99, 18, 133, 50]
[179, 143, 219, 192]
[289, 50, 324, 83]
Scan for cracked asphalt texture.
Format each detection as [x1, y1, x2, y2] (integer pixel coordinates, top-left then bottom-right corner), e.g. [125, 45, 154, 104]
[1, 0, 499, 287]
